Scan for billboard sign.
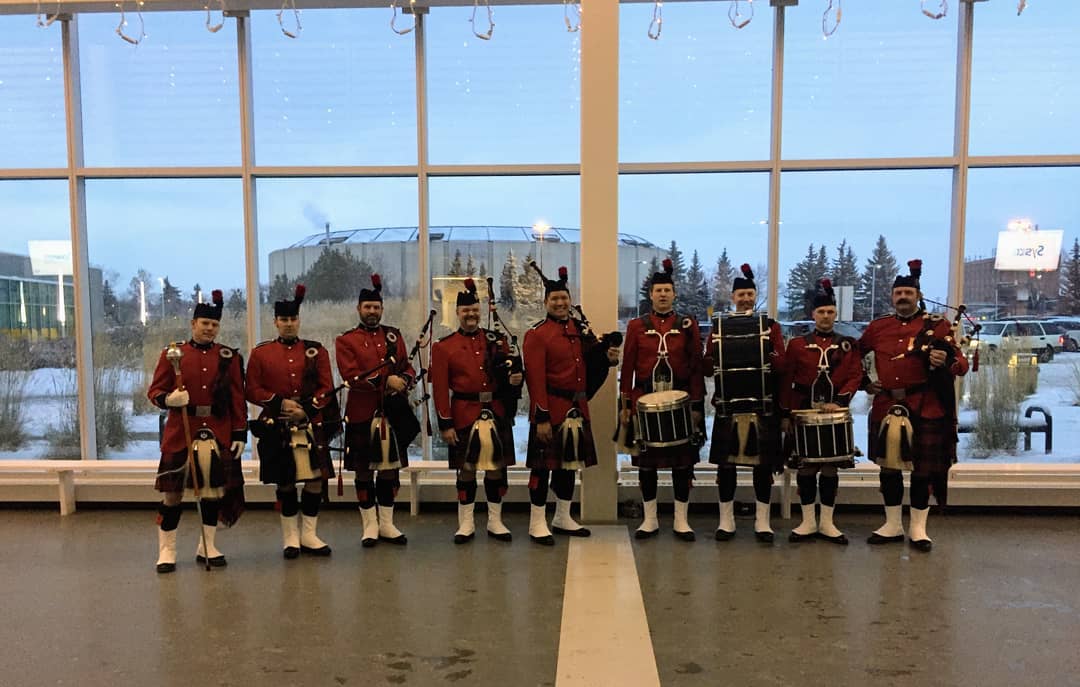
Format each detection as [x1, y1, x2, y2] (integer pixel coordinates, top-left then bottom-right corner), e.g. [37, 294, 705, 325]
[994, 229, 1063, 272]
[28, 240, 74, 276]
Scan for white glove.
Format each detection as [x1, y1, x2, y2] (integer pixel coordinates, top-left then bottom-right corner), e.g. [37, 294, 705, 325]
[165, 389, 190, 407]
[230, 441, 245, 457]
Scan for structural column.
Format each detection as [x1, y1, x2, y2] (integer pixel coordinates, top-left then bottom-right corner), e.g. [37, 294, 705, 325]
[579, 0, 619, 522]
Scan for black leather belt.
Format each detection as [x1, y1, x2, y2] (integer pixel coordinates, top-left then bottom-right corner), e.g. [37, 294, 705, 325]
[879, 383, 929, 401]
[182, 405, 213, 417]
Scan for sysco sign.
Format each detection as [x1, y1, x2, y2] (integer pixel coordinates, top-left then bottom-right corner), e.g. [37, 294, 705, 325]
[994, 229, 1064, 271]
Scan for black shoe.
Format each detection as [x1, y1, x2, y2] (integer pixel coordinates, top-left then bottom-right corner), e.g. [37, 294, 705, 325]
[530, 534, 556, 546]
[552, 526, 591, 537]
[754, 530, 775, 544]
[788, 531, 816, 543]
[361, 537, 377, 548]
[910, 538, 933, 552]
[816, 532, 849, 546]
[454, 532, 475, 545]
[487, 530, 513, 542]
[195, 555, 227, 568]
[867, 532, 905, 545]
[156, 562, 176, 574]
[714, 528, 735, 541]
[283, 546, 300, 560]
[634, 528, 659, 540]
[673, 530, 696, 542]
[301, 544, 332, 556]
[379, 534, 408, 545]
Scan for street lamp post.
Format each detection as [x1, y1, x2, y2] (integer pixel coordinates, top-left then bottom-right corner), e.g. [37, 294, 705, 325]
[139, 280, 148, 325]
[533, 221, 550, 271]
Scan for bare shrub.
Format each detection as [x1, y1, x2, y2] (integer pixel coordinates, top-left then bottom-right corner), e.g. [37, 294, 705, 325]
[0, 336, 32, 450]
[966, 347, 1021, 456]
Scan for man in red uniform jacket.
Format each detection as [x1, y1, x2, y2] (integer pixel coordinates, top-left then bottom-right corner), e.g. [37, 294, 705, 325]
[335, 274, 416, 547]
[247, 284, 336, 559]
[523, 265, 620, 545]
[618, 258, 705, 541]
[147, 289, 247, 574]
[858, 260, 968, 551]
[431, 278, 523, 544]
[781, 279, 862, 545]
[707, 264, 787, 543]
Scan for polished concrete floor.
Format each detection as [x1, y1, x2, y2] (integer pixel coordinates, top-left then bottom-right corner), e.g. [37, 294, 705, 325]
[1, 506, 1078, 687]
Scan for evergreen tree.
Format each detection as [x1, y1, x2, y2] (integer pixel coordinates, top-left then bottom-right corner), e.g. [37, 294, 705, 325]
[515, 252, 543, 312]
[465, 254, 477, 276]
[102, 279, 119, 325]
[829, 240, 860, 319]
[161, 277, 183, 317]
[712, 248, 735, 313]
[449, 250, 464, 276]
[857, 235, 900, 320]
[127, 269, 154, 303]
[682, 250, 710, 318]
[299, 248, 375, 302]
[785, 244, 819, 316]
[268, 274, 293, 304]
[190, 282, 203, 304]
[667, 241, 687, 291]
[499, 249, 518, 310]
[639, 256, 661, 315]
[226, 288, 246, 315]
[479, 262, 488, 278]
[1059, 238, 1080, 315]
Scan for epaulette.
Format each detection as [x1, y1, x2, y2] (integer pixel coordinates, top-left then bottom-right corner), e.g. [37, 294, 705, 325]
[161, 340, 186, 351]
[436, 331, 457, 343]
[530, 319, 546, 330]
[873, 313, 893, 321]
[254, 339, 275, 348]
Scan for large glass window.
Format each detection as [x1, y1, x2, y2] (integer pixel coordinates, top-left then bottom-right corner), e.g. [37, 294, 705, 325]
[427, 7, 580, 164]
[85, 178, 245, 459]
[251, 10, 417, 166]
[0, 180, 73, 459]
[783, 2, 957, 159]
[428, 175, 580, 456]
[0, 16, 66, 168]
[961, 167, 1080, 464]
[78, 12, 240, 167]
[970, 3, 1080, 156]
[619, 2, 772, 162]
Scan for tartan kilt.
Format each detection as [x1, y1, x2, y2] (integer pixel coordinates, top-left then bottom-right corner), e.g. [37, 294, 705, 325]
[257, 427, 335, 485]
[343, 421, 411, 471]
[155, 445, 246, 527]
[868, 415, 957, 473]
[631, 442, 700, 470]
[708, 414, 784, 471]
[447, 417, 517, 470]
[526, 419, 598, 470]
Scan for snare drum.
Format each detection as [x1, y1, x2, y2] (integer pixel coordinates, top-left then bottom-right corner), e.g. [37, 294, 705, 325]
[791, 409, 855, 468]
[711, 313, 774, 417]
[636, 390, 692, 448]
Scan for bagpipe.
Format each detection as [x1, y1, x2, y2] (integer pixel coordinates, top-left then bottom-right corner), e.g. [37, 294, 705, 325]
[485, 276, 524, 419]
[526, 260, 623, 401]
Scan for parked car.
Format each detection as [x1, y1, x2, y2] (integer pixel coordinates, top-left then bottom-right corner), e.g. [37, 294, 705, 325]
[1063, 328, 1080, 353]
[969, 320, 1065, 362]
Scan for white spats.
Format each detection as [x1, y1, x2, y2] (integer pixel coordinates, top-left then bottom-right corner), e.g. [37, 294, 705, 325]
[672, 500, 694, 540]
[793, 503, 818, 536]
[636, 499, 659, 538]
[455, 502, 476, 544]
[717, 499, 736, 534]
[486, 502, 512, 540]
[377, 505, 407, 543]
[909, 506, 932, 546]
[359, 506, 379, 546]
[556, 527, 660, 687]
[195, 524, 225, 565]
[280, 514, 300, 551]
[754, 500, 773, 534]
[529, 504, 554, 543]
[818, 504, 843, 539]
[874, 505, 905, 539]
[300, 515, 330, 554]
[156, 528, 177, 570]
[551, 498, 589, 535]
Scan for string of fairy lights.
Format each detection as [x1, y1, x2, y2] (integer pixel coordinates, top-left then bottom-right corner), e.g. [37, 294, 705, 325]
[27, 0, 1036, 43]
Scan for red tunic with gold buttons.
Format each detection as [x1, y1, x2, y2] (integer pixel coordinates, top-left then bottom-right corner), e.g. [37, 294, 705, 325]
[781, 331, 863, 411]
[858, 311, 968, 468]
[335, 323, 416, 470]
[619, 311, 705, 468]
[430, 327, 517, 469]
[523, 315, 597, 469]
[246, 337, 336, 483]
[147, 339, 247, 493]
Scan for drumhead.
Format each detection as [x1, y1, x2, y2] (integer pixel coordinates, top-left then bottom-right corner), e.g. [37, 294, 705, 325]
[792, 409, 852, 426]
[638, 390, 689, 410]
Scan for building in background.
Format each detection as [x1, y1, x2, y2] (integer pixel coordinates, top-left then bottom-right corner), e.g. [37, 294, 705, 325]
[0, 251, 104, 340]
[963, 256, 1061, 319]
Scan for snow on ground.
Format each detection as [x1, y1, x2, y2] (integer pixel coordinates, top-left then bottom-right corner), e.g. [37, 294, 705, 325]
[4, 357, 1080, 463]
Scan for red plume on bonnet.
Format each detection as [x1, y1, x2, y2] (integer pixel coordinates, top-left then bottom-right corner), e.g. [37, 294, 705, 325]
[371, 273, 383, 292]
[821, 278, 832, 290]
[294, 284, 306, 305]
[211, 289, 223, 306]
[662, 258, 673, 275]
[907, 260, 923, 280]
[463, 277, 477, 294]
[740, 264, 754, 280]
[558, 266, 568, 281]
